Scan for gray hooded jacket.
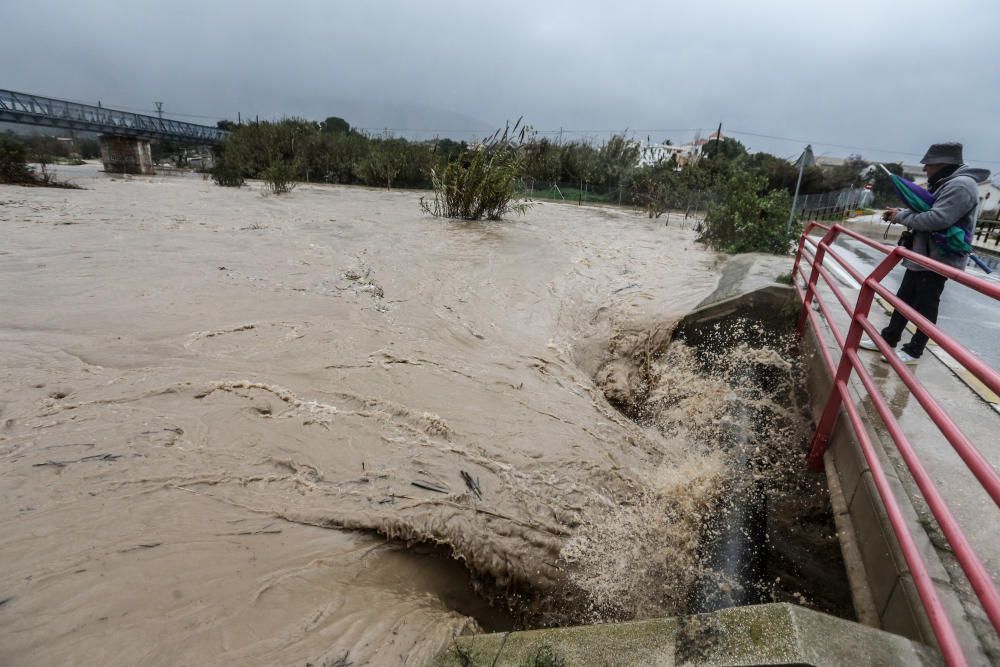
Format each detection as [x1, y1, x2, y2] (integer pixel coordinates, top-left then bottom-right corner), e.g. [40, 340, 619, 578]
[895, 165, 980, 272]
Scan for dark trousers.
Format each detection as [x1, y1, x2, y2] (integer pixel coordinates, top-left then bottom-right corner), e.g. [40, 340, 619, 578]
[880, 269, 947, 358]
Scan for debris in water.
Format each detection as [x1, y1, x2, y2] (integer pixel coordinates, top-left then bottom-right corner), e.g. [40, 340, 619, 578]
[411, 480, 450, 494]
[461, 470, 483, 499]
[32, 453, 122, 468]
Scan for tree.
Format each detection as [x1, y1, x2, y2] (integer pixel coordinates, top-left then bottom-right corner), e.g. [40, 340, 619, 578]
[700, 170, 795, 254]
[358, 138, 406, 190]
[631, 158, 679, 218]
[870, 162, 906, 207]
[211, 118, 312, 192]
[597, 134, 640, 195]
[0, 135, 35, 184]
[78, 137, 101, 160]
[748, 152, 799, 193]
[701, 136, 747, 162]
[824, 153, 869, 191]
[320, 116, 351, 134]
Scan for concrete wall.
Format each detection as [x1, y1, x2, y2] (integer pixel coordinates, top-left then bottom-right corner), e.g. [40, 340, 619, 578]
[99, 135, 154, 175]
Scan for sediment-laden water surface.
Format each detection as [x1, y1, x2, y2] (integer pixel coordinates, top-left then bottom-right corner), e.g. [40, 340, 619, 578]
[0, 166, 724, 666]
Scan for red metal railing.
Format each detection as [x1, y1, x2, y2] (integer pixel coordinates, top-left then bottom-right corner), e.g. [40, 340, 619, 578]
[792, 222, 1000, 667]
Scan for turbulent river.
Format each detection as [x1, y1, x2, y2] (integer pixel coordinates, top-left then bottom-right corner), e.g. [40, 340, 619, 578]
[1, 166, 741, 665]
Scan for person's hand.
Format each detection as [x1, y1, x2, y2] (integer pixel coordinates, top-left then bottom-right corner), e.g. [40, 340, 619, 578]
[883, 207, 902, 223]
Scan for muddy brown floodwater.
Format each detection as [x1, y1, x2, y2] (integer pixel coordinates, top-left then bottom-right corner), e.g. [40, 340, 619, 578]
[0, 166, 726, 666]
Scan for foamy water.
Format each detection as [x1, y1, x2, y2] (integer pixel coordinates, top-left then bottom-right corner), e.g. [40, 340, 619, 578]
[1, 166, 724, 665]
[564, 320, 847, 624]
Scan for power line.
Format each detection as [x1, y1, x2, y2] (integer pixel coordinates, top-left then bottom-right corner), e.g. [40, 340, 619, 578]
[353, 125, 1000, 165]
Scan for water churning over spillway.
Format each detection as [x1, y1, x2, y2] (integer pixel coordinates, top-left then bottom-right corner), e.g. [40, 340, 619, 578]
[562, 313, 853, 625]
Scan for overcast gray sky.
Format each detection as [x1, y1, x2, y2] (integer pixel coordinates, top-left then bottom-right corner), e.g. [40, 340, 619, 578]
[3, 0, 999, 167]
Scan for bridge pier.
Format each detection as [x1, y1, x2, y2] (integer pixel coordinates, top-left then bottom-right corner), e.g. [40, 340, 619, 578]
[99, 135, 154, 175]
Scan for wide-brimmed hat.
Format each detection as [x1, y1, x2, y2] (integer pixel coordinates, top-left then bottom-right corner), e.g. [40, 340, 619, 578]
[920, 142, 963, 165]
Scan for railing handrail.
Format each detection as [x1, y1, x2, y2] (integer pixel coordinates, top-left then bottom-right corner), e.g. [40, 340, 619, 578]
[793, 221, 1000, 667]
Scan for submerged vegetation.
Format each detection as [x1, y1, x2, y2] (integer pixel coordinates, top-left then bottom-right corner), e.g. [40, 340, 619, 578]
[0, 135, 82, 189]
[204, 115, 892, 251]
[420, 120, 532, 220]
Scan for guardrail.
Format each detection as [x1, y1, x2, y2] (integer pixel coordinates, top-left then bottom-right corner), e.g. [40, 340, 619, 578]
[792, 222, 1000, 667]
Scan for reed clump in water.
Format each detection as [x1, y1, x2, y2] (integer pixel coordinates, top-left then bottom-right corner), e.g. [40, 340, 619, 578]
[420, 120, 532, 221]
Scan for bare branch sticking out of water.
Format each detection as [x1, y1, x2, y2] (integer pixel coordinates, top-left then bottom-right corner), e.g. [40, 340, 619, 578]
[411, 480, 450, 494]
[462, 470, 483, 499]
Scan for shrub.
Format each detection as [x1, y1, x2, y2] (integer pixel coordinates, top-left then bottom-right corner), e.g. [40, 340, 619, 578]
[0, 135, 81, 189]
[78, 138, 101, 160]
[212, 161, 245, 187]
[420, 121, 531, 220]
[700, 170, 796, 255]
[263, 161, 297, 194]
[0, 135, 35, 184]
[357, 139, 404, 190]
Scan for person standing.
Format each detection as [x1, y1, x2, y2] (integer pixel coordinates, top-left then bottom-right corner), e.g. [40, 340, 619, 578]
[860, 143, 981, 364]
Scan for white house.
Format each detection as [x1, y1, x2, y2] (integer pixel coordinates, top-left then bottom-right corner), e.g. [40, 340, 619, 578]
[636, 135, 715, 169]
[637, 142, 690, 168]
[978, 180, 1000, 216]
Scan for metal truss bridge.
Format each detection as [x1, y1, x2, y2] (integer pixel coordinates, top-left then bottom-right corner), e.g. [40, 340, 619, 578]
[0, 89, 226, 145]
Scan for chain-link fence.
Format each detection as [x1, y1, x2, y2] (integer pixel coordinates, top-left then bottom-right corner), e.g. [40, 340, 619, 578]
[791, 186, 873, 222]
[517, 179, 625, 205]
[514, 176, 889, 239]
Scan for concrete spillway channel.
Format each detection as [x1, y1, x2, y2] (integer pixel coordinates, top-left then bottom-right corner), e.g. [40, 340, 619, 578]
[432, 283, 944, 667]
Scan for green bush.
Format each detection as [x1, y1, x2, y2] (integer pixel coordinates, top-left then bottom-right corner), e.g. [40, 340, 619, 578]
[78, 138, 101, 160]
[420, 122, 531, 220]
[700, 170, 797, 255]
[263, 161, 297, 194]
[0, 135, 80, 188]
[212, 161, 245, 187]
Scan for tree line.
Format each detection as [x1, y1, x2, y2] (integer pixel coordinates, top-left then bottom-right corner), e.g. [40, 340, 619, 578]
[211, 117, 904, 204]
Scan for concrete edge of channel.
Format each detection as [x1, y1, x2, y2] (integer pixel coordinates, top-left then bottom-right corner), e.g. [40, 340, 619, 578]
[429, 602, 941, 667]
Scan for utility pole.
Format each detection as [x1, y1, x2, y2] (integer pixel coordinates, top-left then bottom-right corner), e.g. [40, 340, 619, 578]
[712, 121, 722, 159]
[788, 144, 814, 233]
[155, 101, 163, 121]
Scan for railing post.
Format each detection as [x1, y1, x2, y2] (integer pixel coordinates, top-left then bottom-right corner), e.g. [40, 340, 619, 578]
[806, 249, 902, 469]
[796, 225, 838, 335]
[790, 221, 815, 286]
